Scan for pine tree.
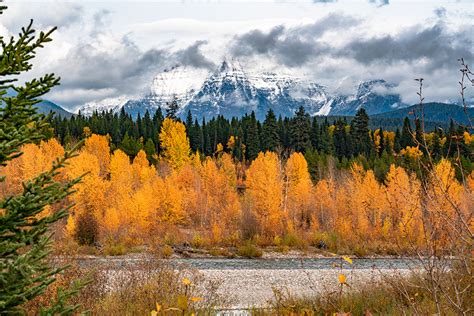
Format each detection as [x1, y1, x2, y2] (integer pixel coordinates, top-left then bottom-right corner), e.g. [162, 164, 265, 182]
[261, 109, 280, 152]
[166, 96, 179, 120]
[290, 106, 311, 153]
[144, 138, 156, 163]
[414, 118, 424, 149]
[310, 117, 320, 150]
[246, 112, 260, 161]
[394, 128, 402, 153]
[378, 127, 385, 156]
[334, 119, 349, 160]
[432, 131, 442, 161]
[0, 9, 85, 313]
[400, 117, 414, 149]
[350, 108, 371, 156]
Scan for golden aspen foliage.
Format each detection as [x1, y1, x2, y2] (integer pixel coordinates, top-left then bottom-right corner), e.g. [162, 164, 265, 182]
[65, 214, 76, 238]
[384, 165, 423, 244]
[218, 153, 237, 187]
[246, 152, 283, 237]
[426, 159, 468, 247]
[313, 178, 336, 231]
[66, 151, 109, 218]
[400, 146, 423, 159]
[132, 150, 156, 187]
[83, 134, 111, 177]
[153, 176, 186, 224]
[216, 143, 224, 155]
[284, 152, 313, 229]
[227, 135, 236, 151]
[0, 139, 65, 196]
[191, 151, 202, 169]
[201, 158, 241, 242]
[83, 126, 92, 137]
[348, 163, 385, 241]
[159, 118, 191, 170]
[463, 131, 473, 145]
[172, 165, 199, 224]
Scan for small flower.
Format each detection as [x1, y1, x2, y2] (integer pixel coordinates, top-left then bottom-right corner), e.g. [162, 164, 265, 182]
[190, 297, 203, 303]
[182, 277, 192, 286]
[338, 273, 347, 284]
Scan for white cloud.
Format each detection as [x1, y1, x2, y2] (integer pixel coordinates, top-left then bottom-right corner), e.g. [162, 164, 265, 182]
[1, 0, 472, 109]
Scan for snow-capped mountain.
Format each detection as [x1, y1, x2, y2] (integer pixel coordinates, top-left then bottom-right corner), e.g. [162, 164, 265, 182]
[329, 80, 403, 115]
[77, 96, 130, 116]
[77, 60, 406, 119]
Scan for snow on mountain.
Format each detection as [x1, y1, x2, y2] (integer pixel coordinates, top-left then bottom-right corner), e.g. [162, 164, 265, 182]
[76, 96, 131, 116]
[77, 61, 408, 119]
[150, 65, 209, 105]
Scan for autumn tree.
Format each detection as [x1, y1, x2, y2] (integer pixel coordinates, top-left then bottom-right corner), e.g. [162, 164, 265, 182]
[284, 152, 313, 230]
[245, 152, 284, 237]
[384, 164, 423, 246]
[160, 118, 191, 170]
[201, 156, 241, 243]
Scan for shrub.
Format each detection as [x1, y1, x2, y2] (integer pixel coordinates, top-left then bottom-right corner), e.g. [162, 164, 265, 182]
[160, 245, 174, 258]
[74, 212, 99, 246]
[104, 243, 126, 256]
[237, 242, 263, 258]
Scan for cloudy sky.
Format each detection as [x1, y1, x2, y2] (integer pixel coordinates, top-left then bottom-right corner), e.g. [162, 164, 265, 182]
[2, 0, 473, 110]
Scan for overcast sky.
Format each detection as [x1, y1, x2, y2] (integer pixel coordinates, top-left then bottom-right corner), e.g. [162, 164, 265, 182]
[2, 0, 473, 110]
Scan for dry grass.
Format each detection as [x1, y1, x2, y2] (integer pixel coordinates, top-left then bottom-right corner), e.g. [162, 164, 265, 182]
[264, 265, 473, 315]
[23, 259, 226, 315]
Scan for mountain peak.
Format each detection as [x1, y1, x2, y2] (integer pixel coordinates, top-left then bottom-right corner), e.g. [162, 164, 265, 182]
[77, 64, 409, 119]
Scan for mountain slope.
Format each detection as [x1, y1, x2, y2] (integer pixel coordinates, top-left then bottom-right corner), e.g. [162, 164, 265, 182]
[36, 100, 73, 118]
[1, 89, 72, 118]
[372, 103, 473, 126]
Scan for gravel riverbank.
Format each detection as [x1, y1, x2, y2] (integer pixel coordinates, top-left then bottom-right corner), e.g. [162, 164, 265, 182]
[73, 256, 417, 308]
[201, 268, 410, 308]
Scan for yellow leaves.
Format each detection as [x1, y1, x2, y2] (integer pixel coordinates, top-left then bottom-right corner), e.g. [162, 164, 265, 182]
[400, 146, 423, 159]
[342, 256, 353, 264]
[150, 302, 161, 315]
[83, 126, 91, 137]
[182, 277, 191, 286]
[338, 273, 347, 284]
[463, 131, 473, 145]
[159, 118, 191, 170]
[216, 143, 224, 154]
[227, 135, 236, 150]
[190, 297, 202, 303]
[132, 150, 156, 185]
[285, 152, 313, 227]
[65, 214, 76, 237]
[83, 134, 110, 176]
[246, 152, 284, 235]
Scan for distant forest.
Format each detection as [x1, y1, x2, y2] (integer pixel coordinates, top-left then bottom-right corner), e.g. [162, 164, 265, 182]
[48, 106, 473, 181]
